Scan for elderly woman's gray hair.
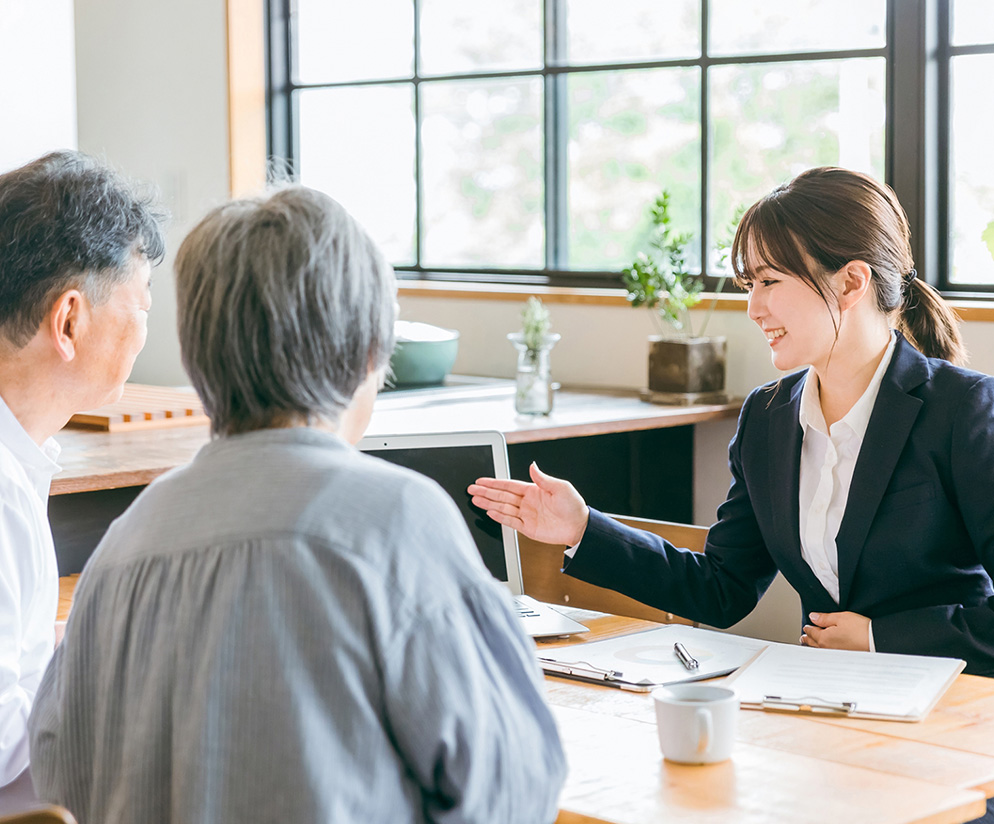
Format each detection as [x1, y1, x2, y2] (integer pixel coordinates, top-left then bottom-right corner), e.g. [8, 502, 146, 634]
[175, 186, 396, 436]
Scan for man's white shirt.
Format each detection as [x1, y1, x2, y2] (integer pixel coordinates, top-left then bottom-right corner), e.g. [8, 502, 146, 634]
[0, 393, 60, 787]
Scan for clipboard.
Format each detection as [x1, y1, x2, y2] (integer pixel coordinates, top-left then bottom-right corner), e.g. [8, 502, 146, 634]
[724, 644, 966, 722]
[537, 625, 769, 692]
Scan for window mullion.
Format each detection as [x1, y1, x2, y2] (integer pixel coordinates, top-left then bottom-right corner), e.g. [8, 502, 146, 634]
[888, 0, 943, 286]
[265, 0, 295, 174]
[545, 0, 568, 272]
[413, 0, 424, 268]
[700, 0, 710, 279]
[935, 0, 951, 289]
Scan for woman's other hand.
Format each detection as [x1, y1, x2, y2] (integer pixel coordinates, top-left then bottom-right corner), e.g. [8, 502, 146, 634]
[801, 611, 871, 651]
[468, 462, 589, 546]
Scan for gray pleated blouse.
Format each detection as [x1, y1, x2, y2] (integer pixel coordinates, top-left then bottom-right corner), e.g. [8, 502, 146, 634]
[29, 428, 565, 824]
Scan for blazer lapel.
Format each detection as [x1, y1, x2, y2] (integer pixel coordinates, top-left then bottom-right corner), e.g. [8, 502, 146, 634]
[768, 374, 835, 603]
[835, 338, 929, 605]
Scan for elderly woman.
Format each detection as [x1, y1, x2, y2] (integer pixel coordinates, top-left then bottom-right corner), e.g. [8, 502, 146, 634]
[28, 187, 565, 824]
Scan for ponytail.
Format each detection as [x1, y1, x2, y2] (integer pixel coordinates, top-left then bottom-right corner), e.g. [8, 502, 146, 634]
[897, 275, 967, 366]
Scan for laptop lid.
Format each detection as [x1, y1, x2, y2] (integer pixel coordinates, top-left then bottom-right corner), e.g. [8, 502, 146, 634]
[357, 430, 525, 596]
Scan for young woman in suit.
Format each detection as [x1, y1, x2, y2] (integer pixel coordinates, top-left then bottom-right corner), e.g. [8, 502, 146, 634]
[469, 167, 994, 677]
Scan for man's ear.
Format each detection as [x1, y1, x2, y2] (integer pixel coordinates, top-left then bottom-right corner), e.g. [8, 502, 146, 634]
[837, 260, 874, 312]
[48, 289, 86, 362]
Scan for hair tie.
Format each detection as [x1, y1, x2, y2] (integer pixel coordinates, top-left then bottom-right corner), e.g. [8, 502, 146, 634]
[901, 268, 918, 298]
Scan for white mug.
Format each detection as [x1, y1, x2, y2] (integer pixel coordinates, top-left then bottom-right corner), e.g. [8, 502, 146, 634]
[653, 684, 739, 764]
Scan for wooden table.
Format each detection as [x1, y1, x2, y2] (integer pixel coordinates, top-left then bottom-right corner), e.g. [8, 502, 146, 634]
[51, 382, 740, 495]
[539, 613, 993, 824]
[55, 578, 993, 823]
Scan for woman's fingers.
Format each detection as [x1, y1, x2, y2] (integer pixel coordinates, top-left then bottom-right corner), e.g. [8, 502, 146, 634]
[467, 483, 526, 505]
[528, 461, 569, 492]
[470, 496, 521, 518]
[483, 508, 524, 531]
[529, 462, 553, 487]
[468, 478, 532, 496]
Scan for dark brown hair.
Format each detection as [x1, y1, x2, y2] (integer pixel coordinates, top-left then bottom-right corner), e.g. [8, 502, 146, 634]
[731, 166, 966, 366]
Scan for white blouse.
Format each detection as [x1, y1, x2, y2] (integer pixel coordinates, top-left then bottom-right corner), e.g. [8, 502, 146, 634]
[798, 331, 897, 646]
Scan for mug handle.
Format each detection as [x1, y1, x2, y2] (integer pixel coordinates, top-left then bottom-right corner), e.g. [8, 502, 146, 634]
[695, 708, 712, 755]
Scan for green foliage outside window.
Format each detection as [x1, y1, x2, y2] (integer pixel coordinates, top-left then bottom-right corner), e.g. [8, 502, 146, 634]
[984, 220, 994, 263]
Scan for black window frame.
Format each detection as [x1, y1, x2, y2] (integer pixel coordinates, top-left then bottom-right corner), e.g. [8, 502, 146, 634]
[266, 0, 986, 295]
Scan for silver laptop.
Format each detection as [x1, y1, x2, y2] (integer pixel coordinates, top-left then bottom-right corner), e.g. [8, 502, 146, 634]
[358, 430, 588, 638]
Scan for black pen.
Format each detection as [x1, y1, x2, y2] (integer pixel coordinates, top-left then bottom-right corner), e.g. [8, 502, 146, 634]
[673, 642, 699, 671]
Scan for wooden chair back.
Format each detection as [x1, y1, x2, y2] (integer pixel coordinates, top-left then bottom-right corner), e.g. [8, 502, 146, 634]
[0, 806, 78, 824]
[518, 514, 708, 625]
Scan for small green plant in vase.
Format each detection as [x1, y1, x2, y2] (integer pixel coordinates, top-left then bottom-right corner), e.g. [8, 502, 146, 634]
[508, 297, 561, 415]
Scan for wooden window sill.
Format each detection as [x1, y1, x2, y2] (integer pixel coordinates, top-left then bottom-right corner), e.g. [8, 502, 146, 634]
[398, 280, 994, 321]
[396, 280, 748, 312]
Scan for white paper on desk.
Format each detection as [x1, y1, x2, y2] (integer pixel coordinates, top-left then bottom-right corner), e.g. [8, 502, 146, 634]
[538, 625, 769, 687]
[726, 644, 966, 720]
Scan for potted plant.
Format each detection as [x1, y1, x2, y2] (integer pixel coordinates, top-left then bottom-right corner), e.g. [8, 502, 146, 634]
[623, 190, 737, 404]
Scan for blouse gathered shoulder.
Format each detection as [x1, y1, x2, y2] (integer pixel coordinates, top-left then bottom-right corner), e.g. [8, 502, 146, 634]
[28, 427, 565, 824]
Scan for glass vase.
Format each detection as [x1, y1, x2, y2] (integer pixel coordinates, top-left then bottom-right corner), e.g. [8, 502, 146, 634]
[508, 332, 561, 415]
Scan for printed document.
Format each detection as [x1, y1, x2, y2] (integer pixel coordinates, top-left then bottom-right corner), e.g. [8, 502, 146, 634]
[727, 644, 965, 721]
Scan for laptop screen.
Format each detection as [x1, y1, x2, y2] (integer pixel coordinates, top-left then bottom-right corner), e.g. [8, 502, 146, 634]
[359, 443, 509, 582]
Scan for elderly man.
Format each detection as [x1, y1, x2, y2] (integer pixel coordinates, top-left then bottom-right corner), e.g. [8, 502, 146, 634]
[0, 151, 164, 801]
[29, 186, 565, 824]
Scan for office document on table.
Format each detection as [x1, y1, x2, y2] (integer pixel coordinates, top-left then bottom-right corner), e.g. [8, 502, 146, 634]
[726, 644, 965, 721]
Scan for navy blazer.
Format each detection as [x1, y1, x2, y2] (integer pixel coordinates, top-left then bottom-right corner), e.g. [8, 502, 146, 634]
[564, 334, 994, 675]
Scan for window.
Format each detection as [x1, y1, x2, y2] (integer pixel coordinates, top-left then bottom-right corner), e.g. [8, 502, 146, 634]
[947, 0, 994, 288]
[267, 0, 992, 293]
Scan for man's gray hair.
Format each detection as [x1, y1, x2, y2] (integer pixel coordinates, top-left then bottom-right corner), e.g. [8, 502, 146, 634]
[175, 186, 396, 436]
[0, 151, 165, 347]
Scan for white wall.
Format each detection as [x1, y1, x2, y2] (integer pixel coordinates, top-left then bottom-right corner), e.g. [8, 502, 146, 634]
[0, 0, 77, 171]
[73, 0, 231, 385]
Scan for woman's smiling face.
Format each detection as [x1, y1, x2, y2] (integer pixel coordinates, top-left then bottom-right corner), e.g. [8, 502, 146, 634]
[744, 252, 844, 375]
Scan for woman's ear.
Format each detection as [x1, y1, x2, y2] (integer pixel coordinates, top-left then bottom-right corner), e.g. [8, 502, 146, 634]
[837, 261, 874, 312]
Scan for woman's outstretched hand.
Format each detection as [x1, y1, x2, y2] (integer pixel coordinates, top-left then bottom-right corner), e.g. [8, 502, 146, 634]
[468, 462, 590, 547]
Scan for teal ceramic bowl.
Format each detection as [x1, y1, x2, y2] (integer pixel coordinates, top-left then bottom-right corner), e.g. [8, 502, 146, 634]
[390, 323, 460, 387]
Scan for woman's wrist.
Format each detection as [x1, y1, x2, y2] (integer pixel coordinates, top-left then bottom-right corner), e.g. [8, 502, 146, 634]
[568, 507, 591, 547]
